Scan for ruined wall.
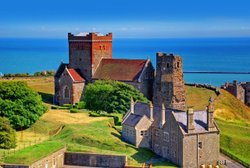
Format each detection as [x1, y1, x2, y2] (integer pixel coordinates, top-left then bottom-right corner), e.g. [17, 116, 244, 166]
[64, 152, 126, 168]
[68, 33, 112, 82]
[153, 53, 186, 111]
[223, 81, 245, 103]
[243, 82, 250, 107]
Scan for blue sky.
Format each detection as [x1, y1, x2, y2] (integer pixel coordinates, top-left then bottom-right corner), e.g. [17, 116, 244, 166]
[0, 0, 250, 38]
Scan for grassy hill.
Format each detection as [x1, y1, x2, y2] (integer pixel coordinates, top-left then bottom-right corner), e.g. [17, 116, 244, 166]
[0, 77, 249, 166]
[186, 85, 250, 165]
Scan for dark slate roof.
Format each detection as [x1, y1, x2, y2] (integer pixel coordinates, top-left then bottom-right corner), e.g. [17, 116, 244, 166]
[55, 63, 68, 77]
[93, 59, 147, 82]
[173, 111, 218, 134]
[123, 114, 143, 127]
[68, 68, 85, 82]
[124, 102, 219, 134]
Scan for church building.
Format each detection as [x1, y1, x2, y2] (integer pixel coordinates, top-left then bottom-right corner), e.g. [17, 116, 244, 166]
[54, 32, 154, 105]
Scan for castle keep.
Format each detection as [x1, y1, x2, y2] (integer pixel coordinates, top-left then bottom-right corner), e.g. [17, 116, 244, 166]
[122, 53, 220, 168]
[54, 32, 154, 105]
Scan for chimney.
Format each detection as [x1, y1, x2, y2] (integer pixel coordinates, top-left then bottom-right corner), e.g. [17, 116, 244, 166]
[149, 101, 154, 121]
[207, 103, 215, 130]
[130, 97, 134, 114]
[161, 103, 165, 127]
[187, 108, 195, 132]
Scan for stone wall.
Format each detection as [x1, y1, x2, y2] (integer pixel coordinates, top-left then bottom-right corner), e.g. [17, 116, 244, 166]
[152, 113, 183, 166]
[57, 69, 73, 105]
[64, 152, 126, 168]
[135, 116, 152, 148]
[29, 148, 66, 168]
[122, 125, 137, 146]
[182, 132, 219, 168]
[72, 82, 85, 104]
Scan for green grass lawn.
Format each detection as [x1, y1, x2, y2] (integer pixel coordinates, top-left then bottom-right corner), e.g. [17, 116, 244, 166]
[216, 119, 250, 165]
[3, 141, 64, 165]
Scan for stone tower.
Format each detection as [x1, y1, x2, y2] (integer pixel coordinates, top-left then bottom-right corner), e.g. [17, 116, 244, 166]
[68, 32, 112, 81]
[153, 52, 186, 110]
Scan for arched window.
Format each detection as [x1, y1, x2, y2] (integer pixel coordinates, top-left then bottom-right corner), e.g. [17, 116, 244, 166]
[64, 86, 70, 99]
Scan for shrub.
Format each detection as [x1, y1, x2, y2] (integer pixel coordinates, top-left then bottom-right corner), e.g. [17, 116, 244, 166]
[0, 82, 47, 130]
[0, 117, 16, 149]
[70, 109, 80, 113]
[83, 80, 148, 114]
[63, 104, 73, 108]
[76, 101, 86, 109]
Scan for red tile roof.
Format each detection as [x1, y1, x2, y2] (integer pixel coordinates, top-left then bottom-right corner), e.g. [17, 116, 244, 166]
[67, 68, 85, 82]
[93, 59, 147, 81]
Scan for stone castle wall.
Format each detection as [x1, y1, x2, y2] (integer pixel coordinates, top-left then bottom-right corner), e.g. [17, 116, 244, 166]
[64, 152, 126, 168]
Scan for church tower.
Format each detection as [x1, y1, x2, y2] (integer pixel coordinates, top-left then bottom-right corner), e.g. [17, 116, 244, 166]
[153, 52, 186, 111]
[68, 32, 112, 82]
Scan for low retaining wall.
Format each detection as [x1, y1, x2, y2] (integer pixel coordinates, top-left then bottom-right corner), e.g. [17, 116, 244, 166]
[2, 147, 66, 168]
[64, 152, 127, 168]
[2, 165, 29, 168]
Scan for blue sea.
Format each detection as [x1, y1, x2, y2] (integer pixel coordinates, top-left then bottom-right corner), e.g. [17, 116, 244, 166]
[0, 37, 250, 86]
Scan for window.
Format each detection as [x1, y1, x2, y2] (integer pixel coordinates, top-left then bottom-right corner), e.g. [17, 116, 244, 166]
[64, 86, 70, 99]
[140, 130, 148, 136]
[198, 142, 202, 149]
[167, 63, 170, 68]
[163, 132, 169, 142]
[176, 62, 180, 68]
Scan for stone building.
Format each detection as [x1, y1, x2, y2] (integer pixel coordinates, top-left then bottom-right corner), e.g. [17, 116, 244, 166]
[54, 32, 154, 105]
[222, 80, 250, 107]
[122, 53, 220, 168]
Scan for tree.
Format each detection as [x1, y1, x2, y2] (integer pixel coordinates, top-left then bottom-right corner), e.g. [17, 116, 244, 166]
[0, 117, 16, 149]
[0, 82, 47, 130]
[83, 80, 148, 114]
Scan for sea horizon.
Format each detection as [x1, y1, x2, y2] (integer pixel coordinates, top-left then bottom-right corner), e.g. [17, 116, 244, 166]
[1, 37, 250, 86]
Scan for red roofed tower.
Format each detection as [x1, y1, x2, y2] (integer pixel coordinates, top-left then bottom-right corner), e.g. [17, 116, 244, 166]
[68, 32, 112, 82]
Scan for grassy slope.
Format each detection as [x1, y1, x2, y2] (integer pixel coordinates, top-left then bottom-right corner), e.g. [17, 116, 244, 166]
[1, 77, 250, 166]
[4, 141, 64, 165]
[185, 85, 217, 111]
